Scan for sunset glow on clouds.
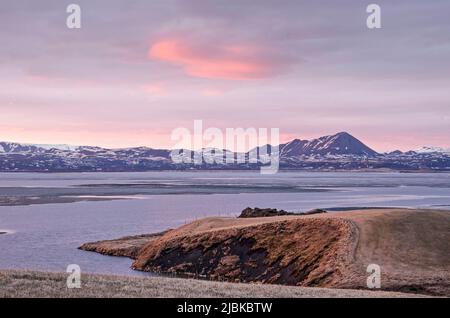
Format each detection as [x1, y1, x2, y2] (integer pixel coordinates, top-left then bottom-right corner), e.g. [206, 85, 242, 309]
[1, 0, 450, 151]
[149, 39, 288, 80]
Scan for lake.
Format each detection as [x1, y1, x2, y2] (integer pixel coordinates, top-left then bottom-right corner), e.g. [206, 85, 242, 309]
[0, 171, 449, 276]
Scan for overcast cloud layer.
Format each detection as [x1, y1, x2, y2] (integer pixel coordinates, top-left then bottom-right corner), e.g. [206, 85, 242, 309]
[1, 0, 449, 151]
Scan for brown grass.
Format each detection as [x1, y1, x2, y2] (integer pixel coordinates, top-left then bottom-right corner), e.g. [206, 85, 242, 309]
[0, 270, 427, 298]
[336, 209, 450, 295]
[133, 217, 357, 288]
[78, 208, 450, 297]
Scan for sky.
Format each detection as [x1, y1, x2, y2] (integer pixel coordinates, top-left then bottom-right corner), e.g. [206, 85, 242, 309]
[1, 0, 450, 152]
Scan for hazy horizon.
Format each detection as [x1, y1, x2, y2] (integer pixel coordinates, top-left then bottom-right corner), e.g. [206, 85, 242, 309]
[1, 1, 450, 152]
[1, 130, 447, 154]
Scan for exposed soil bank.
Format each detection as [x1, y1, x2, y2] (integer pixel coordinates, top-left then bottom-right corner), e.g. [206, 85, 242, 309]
[133, 217, 355, 288]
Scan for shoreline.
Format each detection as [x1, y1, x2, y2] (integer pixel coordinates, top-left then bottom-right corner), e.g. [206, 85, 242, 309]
[0, 195, 122, 207]
[1, 169, 450, 174]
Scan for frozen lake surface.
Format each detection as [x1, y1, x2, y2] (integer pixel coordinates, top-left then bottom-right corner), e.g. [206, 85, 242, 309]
[0, 171, 449, 276]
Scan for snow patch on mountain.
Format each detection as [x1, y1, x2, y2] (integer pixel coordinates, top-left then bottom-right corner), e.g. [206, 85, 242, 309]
[280, 132, 378, 157]
[415, 146, 450, 154]
[26, 143, 80, 151]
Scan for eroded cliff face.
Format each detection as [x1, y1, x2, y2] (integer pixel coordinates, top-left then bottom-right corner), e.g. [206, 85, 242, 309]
[132, 218, 357, 287]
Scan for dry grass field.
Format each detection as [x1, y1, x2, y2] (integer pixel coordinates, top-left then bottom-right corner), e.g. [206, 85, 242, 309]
[0, 270, 426, 298]
[81, 208, 450, 297]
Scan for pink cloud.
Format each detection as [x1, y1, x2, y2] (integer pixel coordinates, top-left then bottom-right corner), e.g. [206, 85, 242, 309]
[201, 88, 225, 97]
[141, 83, 165, 95]
[148, 39, 287, 80]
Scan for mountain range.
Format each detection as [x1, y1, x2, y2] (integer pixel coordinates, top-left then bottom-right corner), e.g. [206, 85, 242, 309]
[0, 132, 449, 172]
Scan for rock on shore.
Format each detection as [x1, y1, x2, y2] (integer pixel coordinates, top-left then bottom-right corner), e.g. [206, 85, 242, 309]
[238, 207, 326, 218]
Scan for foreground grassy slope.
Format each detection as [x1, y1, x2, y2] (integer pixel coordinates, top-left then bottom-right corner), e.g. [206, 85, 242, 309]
[80, 208, 450, 296]
[343, 209, 450, 295]
[0, 270, 426, 298]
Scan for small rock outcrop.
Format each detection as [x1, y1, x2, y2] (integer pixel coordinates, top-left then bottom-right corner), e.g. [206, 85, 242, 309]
[303, 208, 327, 215]
[238, 207, 327, 218]
[238, 207, 294, 218]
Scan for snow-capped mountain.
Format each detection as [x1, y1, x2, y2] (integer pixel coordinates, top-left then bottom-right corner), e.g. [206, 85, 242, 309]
[0, 133, 449, 171]
[279, 132, 378, 157]
[0, 142, 79, 153]
[415, 146, 450, 154]
[0, 142, 46, 154]
[0, 141, 170, 158]
[27, 143, 80, 151]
